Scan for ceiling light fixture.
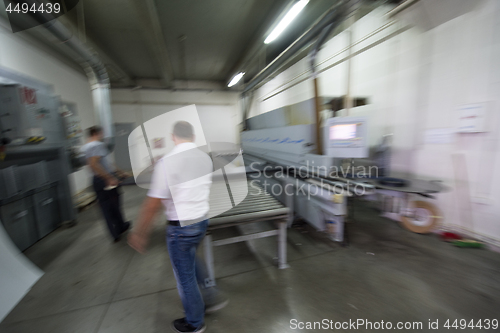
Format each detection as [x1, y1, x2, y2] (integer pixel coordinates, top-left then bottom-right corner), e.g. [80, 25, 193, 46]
[264, 0, 309, 44]
[228, 72, 245, 87]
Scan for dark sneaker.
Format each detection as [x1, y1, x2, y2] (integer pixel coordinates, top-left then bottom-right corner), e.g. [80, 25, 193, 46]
[171, 318, 206, 333]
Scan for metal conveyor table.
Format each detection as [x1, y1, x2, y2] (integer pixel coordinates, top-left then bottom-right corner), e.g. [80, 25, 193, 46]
[203, 180, 290, 286]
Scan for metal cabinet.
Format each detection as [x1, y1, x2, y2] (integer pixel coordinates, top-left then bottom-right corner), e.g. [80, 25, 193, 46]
[0, 197, 38, 251]
[0, 86, 26, 141]
[0, 149, 75, 251]
[33, 185, 60, 238]
[0, 166, 20, 199]
[17, 162, 49, 192]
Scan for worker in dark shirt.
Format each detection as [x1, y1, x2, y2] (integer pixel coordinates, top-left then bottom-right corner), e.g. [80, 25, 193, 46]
[81, 126, 130, 241]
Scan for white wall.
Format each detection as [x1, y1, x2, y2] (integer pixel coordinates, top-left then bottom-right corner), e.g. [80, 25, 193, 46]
[247, 1, 500, 244]
[111, 88, 241, 160]
[0, 20, 96, 194]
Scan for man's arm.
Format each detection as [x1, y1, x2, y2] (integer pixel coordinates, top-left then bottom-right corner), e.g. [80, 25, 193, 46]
[88, 156, 119, 186]
[128, 196, 163, 253]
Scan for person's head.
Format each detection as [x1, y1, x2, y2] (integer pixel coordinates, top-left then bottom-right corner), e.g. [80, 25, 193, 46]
[172, 121, 194, 145]
[87, 125, 103, 141]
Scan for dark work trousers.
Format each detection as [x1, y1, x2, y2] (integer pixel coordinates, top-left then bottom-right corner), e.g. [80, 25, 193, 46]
[92, 176, 127, 240]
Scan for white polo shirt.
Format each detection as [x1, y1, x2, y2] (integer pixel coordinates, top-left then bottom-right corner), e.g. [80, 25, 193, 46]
[147, 142, 213, 225]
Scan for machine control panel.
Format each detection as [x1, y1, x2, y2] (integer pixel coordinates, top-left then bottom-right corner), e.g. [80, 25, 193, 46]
[324, 116, 368, 158]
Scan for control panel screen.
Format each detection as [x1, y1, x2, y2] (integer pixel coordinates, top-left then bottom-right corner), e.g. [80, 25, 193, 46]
[330, 124, 357, 140]
[324, 116, 368, 158]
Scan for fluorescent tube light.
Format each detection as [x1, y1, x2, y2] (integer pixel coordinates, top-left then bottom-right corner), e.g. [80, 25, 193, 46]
[228, 72, 245, 87]
[264, 0, 309, 44]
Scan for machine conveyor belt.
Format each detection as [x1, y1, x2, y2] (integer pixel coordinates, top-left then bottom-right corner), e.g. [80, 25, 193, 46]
[203, 180, 290, 287]
[210, 183, 287, 222]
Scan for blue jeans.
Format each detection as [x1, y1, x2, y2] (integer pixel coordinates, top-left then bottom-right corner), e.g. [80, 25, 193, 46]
[167, 219, 209, 328]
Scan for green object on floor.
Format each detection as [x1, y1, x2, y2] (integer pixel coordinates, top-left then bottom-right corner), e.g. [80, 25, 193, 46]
[451, 240, 485, 248]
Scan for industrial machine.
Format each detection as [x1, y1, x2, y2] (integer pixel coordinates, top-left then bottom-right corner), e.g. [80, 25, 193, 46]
[241, 99, 444, 243]
[0, 68, 77, 251]
[241, 99, 374, 244]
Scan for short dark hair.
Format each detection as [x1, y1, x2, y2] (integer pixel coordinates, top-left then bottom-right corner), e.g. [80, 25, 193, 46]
[173, 121, 194, 140]
[87, 125, 102, 137]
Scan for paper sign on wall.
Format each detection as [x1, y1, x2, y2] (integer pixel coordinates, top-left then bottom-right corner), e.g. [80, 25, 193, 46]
[152, 138, 165, 149]
[458, 104, 486, 133]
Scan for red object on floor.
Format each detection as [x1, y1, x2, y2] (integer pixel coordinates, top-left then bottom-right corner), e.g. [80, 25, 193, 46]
[440, 232, 462, 242]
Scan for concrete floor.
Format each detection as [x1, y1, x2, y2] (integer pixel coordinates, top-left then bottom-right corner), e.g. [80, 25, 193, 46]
[1, 185, 500, 333]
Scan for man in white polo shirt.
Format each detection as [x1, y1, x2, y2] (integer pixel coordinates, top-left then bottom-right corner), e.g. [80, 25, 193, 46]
[128, 121, 226, 333]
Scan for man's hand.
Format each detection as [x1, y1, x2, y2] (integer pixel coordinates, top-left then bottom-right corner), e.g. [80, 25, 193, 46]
[106, 176, 119, 187]
[128, 232, 148, 254]
[128, 197, 162, 254]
